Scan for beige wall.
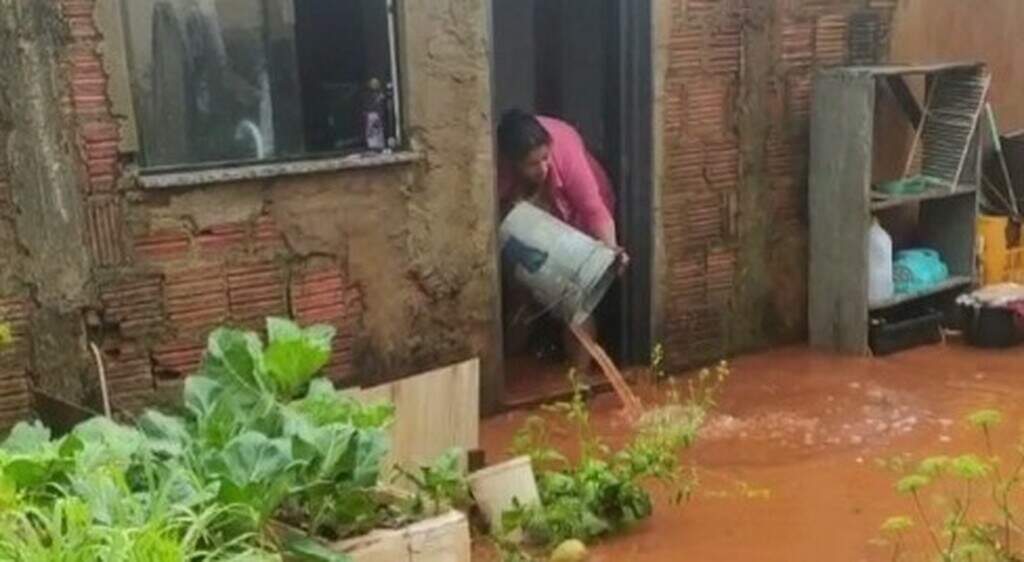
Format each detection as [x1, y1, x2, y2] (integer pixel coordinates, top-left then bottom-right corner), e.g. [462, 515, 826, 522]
[891, 0, 1024, 131]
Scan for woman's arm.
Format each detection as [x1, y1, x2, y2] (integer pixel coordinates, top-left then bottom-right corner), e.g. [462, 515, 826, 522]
[559, 145, 618, 248]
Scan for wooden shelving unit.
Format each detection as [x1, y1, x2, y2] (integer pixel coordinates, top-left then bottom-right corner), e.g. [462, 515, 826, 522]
[808, 63, 990, 354]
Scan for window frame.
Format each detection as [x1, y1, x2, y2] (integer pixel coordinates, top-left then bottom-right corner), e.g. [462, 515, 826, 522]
[119, 0, 408, 177]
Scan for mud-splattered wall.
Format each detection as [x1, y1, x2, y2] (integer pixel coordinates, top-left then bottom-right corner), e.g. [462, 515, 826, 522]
[654, 0, 898, 369]
[0, 0, 501, 423]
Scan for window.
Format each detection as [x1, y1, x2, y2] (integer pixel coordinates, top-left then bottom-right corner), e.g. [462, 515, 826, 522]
[123, 0, 402, 171]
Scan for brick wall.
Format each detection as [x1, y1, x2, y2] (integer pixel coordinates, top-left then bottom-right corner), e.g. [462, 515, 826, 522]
[660, 0, 895, 368]
[0, 79, 32, 426]
[55, 0, 362, 413]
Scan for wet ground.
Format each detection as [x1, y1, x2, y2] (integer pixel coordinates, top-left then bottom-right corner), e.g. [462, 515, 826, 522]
[479, 342, 1024, 562]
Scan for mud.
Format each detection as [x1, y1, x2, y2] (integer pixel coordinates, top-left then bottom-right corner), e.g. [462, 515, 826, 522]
[479, 343, 1024, 561]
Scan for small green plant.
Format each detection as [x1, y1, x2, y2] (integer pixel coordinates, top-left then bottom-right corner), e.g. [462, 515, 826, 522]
[394, 448, 472, 516]
[879, 408, 1024, 562]
[502, 361, 728, 548]
[0, 317, 462, 562]
[650, 344, 666, 381]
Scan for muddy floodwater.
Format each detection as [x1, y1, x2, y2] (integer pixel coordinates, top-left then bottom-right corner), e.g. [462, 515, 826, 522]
[480, 343, 1024, 562]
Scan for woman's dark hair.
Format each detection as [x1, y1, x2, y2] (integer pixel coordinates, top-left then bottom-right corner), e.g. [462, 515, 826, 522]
[497, 109, 551, 163]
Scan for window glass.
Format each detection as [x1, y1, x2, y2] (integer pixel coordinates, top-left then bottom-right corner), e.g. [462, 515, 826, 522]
[124, 0, 399, 170]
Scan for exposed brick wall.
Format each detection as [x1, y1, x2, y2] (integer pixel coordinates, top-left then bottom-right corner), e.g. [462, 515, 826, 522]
[0, 77, 32, 425]
[0, 296, 33, 427]
[660, 0, 895, 368]
[43, 0, 365, 414]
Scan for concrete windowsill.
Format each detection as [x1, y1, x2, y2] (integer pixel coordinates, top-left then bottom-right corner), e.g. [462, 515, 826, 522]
[137, 151, 422, 189]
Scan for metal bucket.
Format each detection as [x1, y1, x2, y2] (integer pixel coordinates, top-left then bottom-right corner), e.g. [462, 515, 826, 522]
[499, 202, 618, 326]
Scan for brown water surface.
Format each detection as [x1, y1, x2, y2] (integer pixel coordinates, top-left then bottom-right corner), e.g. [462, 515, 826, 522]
[480, 344, 1024, 562]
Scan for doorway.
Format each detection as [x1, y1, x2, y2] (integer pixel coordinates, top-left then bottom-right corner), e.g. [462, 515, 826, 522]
[491, 0, 653, 406]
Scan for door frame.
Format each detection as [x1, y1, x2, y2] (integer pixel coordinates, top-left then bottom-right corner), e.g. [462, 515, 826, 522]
[486, 0, 655, 407]
[615, 0, 654, 365]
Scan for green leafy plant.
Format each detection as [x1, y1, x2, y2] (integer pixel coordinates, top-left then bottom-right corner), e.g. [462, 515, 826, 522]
[394, 448, 472, 516]
[147, 319, 398, 547]
[0, 416, 279, 561]
[0, 318, 413, 562]
[879, 408, 1024, 562]
[503, 361, 728, 547]
[0, 316, 469, 562]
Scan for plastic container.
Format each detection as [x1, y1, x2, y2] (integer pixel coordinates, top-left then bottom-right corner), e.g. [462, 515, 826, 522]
[868, 219, 894, 307]
[467, 456, 541, 537]
[364, 78, 386, 151]
[978, 215, 1024, 285]
[959, 303, 1023, 348]
[869, 309, 943, 356]
[499, 202, 618, 326]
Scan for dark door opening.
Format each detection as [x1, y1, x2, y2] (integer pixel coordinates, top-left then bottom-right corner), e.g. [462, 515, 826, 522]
[492, 0, 653, 406]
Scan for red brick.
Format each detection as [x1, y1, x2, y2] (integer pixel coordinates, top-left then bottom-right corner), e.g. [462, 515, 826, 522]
[134, 228, 191, 262]
[100, 344, 155, 401]
[100, 276, 163, 335]
[152, 340, 206, 378]
[684, 78, 733, 139]
[781, 19, 814, 69]
[815, 15, 848, 66]
[227, 263, 286, 327]
[80, 122, 119, 143]
[164, 266, 228, 334]
[195, 222, 248, 254]
[707, 20, 741, 75]
[253, 214, 286, 252]
[86, 196, 124, 265]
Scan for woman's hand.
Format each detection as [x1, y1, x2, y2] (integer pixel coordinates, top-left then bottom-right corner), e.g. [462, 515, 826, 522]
[614, 246, 630, 275]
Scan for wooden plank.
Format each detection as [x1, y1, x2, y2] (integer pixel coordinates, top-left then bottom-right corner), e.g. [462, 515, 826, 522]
[870, 184, 976, 211]
[808, 72, 874, 353]
[824, 62, 986, 77]
[350, 359, 480, 471]
[337, 511, 471, 562]
[868, 276, 972, 311]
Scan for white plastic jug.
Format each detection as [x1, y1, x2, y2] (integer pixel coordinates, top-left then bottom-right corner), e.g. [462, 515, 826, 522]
[868, 218, 895, 307]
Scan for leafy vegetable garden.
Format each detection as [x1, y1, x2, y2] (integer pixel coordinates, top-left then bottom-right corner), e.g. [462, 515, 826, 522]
[0, 319, 723, 561]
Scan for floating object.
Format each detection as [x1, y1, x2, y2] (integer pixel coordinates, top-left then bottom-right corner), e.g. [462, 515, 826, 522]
[499, 202, 618, 326]
[550, 539, 588, 562]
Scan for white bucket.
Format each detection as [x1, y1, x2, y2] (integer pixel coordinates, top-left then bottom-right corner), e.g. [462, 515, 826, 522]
[499, 202, 618, 326]
[467, 456, 541, 537]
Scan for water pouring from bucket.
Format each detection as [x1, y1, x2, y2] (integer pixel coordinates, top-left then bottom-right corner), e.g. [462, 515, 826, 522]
[500, 201, 644, 419]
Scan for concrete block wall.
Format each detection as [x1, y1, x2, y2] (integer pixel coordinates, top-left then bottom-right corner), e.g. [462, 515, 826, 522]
[658, 0, 897, 368]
